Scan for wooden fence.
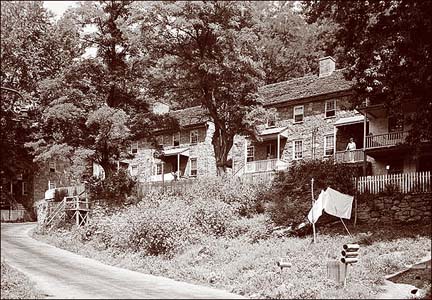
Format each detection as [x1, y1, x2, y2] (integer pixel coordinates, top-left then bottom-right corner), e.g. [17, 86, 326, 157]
[357, 171, 431, 194]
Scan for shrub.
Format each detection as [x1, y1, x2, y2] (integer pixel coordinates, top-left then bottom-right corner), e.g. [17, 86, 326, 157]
[264, 159, 357, 226]
[86, 168, 135, 207]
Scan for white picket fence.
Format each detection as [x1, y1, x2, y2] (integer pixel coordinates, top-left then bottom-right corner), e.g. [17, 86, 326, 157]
[357, 171, 431, 194]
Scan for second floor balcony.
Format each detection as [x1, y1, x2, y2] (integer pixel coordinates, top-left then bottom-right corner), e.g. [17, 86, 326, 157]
[365, 131, 408, 149]
[334, 149, 365, 163]
[245, 158, 288, 173]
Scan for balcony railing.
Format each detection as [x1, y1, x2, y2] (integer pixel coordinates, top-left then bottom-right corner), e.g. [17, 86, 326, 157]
[365, 131, 408, 149]
[334, 150, 365, 163]
[245, 159, 287, 173]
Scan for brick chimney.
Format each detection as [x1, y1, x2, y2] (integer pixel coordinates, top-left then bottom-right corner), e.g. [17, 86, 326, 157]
[319, 56, 336, 77]
[152, 102, 170, 115]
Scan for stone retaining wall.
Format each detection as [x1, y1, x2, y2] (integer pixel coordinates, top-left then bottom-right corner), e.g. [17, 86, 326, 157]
[357, 192, 431, 224]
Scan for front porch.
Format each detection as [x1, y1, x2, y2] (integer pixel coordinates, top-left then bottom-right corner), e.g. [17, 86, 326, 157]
[151, 147, 190, 182]
[334, 115, 367, 163]
[244, 126, 289, 174]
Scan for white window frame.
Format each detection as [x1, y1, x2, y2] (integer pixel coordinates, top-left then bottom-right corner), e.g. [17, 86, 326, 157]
[131, 142, 138, 154]
[172, 132, 180, 146]
[190, 130, 199, 145]
[190, 157, 198, 177]
[266, 143, 275, 158]
[246, 146, 255, 162]
[49, 161, 56, 173]
[293, 140, 303, 160]
[267, 118, 276, 128]
[293, 105, 304, 123]
[131, 164, 138, 176]
[155, 163, 163, 175]
[22, 182, 28, 196]
[325, 100, 336, 118]
[324, 135, 335, 156]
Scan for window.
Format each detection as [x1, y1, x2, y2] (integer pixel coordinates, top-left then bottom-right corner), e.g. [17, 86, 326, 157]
[190, 130, 199, 145]
[293, 105, 304, 123]
[267, 116, 276, 128]
[49, 181, 56, 190]
[49, 161, 56, 173]
[325, 100, 336, 118]
[22, 182, 28, 196]
[266, 143, 275, 158]
[155, 135, 164, 148]
[131, 165, 138, 176]
[173, 132, 180, 146]
[246, 146, 255, 162]
[190, 158, 197, 177]
[324, 135, 335, 156]
[388, 115, 404, 132]
[131, 142, 138, 154]
[155, 163, 163, 175]
[293, 140, 303, 160]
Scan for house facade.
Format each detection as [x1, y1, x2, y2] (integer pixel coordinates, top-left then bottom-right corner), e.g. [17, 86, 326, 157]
[125, 105, 217, 182]
[232, 57, 371, 178]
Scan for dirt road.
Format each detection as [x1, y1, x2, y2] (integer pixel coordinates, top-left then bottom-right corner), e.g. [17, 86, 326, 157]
[1, 223, 245, 299]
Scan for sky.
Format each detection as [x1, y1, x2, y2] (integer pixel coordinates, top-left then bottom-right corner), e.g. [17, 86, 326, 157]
[43, 1, 77, 19]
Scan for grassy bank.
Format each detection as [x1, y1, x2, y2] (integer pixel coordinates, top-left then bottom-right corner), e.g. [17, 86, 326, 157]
[1, 259, 44, 299]
[34, 221, 431, 299]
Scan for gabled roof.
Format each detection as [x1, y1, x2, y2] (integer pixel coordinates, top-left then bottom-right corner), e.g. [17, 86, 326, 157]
[258, 69, 353, 106]
[169, 106, 209, 127]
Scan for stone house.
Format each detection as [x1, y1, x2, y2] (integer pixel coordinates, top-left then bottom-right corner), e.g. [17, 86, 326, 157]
[125, 105, 217, 182]
[232, 56, 370, 177]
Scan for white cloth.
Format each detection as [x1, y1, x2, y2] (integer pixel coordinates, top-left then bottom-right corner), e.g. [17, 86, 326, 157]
[323, 187, 354, 219]
[307, 190, 326, 224]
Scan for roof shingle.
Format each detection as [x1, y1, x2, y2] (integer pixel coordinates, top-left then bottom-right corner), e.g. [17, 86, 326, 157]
[258, 69, 353, 106]
[169, 106, 209, 127]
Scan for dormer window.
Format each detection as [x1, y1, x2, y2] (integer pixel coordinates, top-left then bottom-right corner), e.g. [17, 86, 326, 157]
[325, 100, 336, 118]
[293, 105, 304, 123]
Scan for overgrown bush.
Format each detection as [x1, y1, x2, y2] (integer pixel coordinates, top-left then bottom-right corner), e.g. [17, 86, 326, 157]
[86, 168, 135, 207]
[264, 159, 358, 226]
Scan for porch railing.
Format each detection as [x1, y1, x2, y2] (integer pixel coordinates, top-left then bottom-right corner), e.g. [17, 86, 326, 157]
[357, 171, 431, 194]
[365, 131, 408, 149]
[245, 159, 283, 173]
[335, 150, 365, 163]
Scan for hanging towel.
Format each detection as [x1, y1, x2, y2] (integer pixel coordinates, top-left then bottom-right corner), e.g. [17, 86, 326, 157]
[307, 190, 326, 224]
[323, 187, 354, 219]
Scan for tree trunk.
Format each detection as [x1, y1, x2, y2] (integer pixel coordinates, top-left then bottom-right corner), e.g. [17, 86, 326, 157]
[211, 126, 233, 176]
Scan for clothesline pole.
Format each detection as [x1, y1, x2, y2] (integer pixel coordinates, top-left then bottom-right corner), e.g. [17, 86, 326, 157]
[354, 177, 358, 228]
[340, 217, 352, 237]
[311, 178, 316, 243]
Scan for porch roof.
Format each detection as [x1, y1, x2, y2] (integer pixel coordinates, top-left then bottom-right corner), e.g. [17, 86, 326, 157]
[162, 147, 190, 157]
[334, 115, 364, 127]
[257, 126, 289, 140]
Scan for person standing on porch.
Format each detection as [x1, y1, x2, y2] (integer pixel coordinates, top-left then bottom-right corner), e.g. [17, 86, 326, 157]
[346, 137, 356, 161]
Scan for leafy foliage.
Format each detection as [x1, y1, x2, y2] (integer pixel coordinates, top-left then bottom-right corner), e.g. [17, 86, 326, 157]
[86, 168, 135, 207]
[264, 159, 358, 226]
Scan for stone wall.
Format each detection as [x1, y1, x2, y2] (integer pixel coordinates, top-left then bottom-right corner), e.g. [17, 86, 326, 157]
[357, 192, 432, 224]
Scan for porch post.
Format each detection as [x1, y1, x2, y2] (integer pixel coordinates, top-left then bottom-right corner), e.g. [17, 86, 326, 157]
[177, 153, 180, 177]
[363, 112, 367, 176]
[244, 138, 248, 167]
[333, 126, 337, 160]
[277, 134, 280, 161]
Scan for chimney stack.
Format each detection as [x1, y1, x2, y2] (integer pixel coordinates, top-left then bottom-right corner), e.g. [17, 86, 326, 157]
[319, 56, 336, 77]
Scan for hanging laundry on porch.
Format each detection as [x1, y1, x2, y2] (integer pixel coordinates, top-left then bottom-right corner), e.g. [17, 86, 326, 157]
[307, 187, 354, 224]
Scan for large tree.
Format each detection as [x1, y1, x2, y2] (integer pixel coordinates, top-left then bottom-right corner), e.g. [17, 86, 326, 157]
[305, 0, 432, 144]
[141, 1, 268, 174]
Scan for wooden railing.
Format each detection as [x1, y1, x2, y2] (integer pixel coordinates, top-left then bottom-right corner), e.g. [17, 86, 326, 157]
[245, 159, 287, 173]
[357, 171, 431, 194]
[334, 150, 365, 163]
[365, 131, 408, 149]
